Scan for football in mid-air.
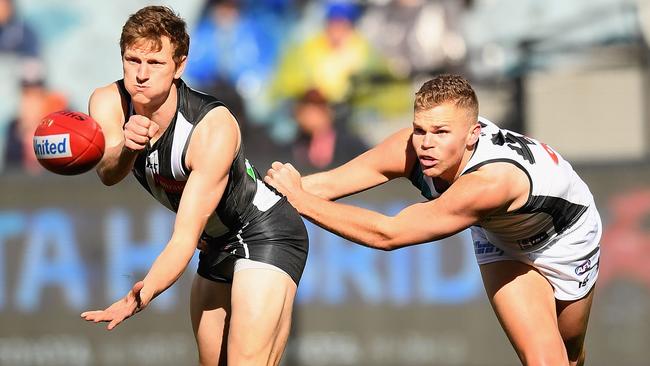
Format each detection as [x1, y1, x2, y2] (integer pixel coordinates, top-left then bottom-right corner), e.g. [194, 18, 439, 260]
[33, 110, 105, 175]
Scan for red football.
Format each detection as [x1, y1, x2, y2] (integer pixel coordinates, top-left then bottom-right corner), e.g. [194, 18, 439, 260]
[33, 110, 105, 175]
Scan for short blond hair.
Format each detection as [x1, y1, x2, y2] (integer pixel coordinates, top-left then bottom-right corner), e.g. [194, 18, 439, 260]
[414, 74, 478, 118]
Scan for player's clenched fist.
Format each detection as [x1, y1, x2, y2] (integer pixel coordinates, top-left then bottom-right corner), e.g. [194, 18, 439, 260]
[264, 162, 303, 199]
[123, 115, 159, 151]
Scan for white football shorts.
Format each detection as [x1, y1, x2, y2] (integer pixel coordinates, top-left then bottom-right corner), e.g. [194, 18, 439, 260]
[471, 204, 602, 301]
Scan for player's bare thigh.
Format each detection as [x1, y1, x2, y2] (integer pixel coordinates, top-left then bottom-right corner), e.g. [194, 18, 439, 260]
[556, 286, 595, 366]
[228, 264, 297, 366]
[191, 274, 232, 366]
[480, 260, 570, 365]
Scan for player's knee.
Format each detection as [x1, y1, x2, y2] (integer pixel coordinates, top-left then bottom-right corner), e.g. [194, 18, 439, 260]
[228, 335, 271, 364]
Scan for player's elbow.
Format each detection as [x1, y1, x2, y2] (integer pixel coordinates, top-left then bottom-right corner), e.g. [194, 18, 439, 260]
[368, 225, 402, 251]
[96, 168, 124, 186]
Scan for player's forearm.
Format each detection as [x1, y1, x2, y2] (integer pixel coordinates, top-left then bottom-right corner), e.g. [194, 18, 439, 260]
[96, 145, 139, 185]
[141, 240, 195, 301]
[288, 191, 398, 250]
[302, 172, 340, 200]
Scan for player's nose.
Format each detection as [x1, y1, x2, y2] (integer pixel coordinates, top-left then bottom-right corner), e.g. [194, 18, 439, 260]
[136, 64, 150, 82]
[421, 132, 435, 149]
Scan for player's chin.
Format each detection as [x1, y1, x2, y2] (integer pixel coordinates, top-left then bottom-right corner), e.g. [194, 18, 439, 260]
[130, 93, 152, 104]
[422, 166, 442, 178]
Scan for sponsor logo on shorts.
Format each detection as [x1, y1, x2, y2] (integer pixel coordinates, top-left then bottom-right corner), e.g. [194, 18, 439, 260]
[474, 241, 504, 255]
[517, 231, 549, 250]
[33, 134, 72, 159]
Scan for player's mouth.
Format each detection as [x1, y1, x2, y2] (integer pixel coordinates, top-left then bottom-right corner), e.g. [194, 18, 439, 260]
[419, 156, 438, 168]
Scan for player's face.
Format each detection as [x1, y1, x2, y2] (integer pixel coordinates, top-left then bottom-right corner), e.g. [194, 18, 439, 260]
[411, 102, 479, 181]
[122, 36, 186, 106]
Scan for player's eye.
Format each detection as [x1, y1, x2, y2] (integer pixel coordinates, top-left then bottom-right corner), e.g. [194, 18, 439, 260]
[413, 127, 425, 135]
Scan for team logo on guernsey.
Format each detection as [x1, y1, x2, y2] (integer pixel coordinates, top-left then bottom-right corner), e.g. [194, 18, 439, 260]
[33, 134, 72, 159]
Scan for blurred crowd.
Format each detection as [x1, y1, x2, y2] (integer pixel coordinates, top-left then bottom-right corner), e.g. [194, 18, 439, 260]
[0, 0, 646, 175]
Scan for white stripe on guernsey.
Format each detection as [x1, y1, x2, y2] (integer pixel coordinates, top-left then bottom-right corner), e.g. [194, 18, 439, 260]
[171, 114, 193, 180]
[144, 150, 174, 211]
[253, 180, 281, 211]
[236, 224, 250, 258]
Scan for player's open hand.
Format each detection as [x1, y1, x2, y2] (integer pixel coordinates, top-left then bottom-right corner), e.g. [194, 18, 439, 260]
[265, 162, 303, 199]
[80, 280, 151, 330]
[123, 115, 159, 152]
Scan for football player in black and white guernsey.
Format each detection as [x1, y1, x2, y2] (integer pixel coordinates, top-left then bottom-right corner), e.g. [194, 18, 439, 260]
[81, 6, 308, 366]
[266, 74, 600, 366]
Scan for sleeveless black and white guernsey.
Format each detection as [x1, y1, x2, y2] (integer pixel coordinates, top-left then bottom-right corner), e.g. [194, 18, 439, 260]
[117, 79, 308, 284]
[409, 117, 595, 254]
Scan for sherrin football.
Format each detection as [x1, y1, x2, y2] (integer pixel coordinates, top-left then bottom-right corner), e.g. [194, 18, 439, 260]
[33, 110, 105, 175]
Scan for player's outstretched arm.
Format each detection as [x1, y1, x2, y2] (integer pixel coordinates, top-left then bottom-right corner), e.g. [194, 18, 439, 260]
[267, 162, 527, 250]
[302, 128, 415, 200]
[88, 84, 159, 185]
[81, 107, 238, 329]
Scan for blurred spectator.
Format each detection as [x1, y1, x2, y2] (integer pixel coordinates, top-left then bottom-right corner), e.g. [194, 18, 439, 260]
[185, 0, 284, 121]
[289, 88, 367, 173]
[358, 0, 467, 78]
[3, 63, 67, 175]
[0, 0, 39, 58]
[269, 1, 387, 105]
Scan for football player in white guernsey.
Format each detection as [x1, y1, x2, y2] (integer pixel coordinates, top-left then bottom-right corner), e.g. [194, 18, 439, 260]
[80, 6, 309, 366]
[266, 74, 601, 366]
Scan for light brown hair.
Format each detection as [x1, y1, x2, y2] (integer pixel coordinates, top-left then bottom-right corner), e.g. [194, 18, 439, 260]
[120, 6, 189, 65]
[414, 74, 479, 118]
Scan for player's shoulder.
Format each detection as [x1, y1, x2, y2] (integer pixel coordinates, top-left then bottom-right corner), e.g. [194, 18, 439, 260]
[89, 82, 122, 107]
[193, 106, 239, 145]
[88, 82, 126, 124]
[186, 106, 240, 171]
[90, 82, 121, 103]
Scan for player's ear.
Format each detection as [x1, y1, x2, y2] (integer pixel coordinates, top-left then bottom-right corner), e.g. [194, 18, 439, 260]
[174, 55, 187, 79]
[467, 121, 480, 145]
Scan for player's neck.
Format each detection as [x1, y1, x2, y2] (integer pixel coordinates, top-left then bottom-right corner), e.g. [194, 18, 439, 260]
[449, 143, 477, 182]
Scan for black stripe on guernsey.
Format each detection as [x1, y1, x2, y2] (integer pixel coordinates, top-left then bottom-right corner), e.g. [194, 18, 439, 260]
[462, 158, 587, 234]
[132, 154, 153, 196]
[518, 195, 588, 235]
[409, 163, 433, 199]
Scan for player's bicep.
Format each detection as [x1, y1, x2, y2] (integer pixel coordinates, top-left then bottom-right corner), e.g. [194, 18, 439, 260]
[386, 199, 478, 248]
[385, 173, 512, 248]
